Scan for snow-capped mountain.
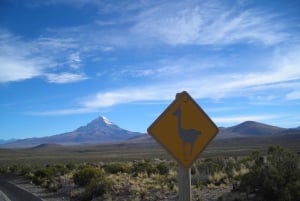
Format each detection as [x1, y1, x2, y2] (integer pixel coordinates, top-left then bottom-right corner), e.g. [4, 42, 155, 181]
[1, 116, 142, 148]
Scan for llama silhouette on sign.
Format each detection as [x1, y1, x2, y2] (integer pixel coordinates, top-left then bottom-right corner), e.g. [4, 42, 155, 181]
[173, 105, 202, 160]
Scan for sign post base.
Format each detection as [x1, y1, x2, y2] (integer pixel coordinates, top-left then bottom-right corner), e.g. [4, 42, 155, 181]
[178, 164, 191, 201]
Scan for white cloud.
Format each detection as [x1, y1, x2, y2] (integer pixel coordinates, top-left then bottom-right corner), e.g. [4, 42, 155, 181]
[0, 30, 51, 82]
[28, 107, 96, 116]
[31, 0, 101, 7]
[114, 56, 219, 80]
[132, 1, 288, 45]
[89, 44, 300, 107]
[31, 43, 300, 114]
[26, 0, 289, 50]
[68, 52, 81, 69]
[286, 90, 300, 100]
[82, 88, 167, 108]
[46, 72, 88, 84]
[37, 37, 77, 50]
[213, 115, 279, 124]
[99, 46, 114, 52]
[0, 29, 89, 84]
[0, 57, 45, 83]
[95, 20, 116, 26]
[133, 6, 202, 44]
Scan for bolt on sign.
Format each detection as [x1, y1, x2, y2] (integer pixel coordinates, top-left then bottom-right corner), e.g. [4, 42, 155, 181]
[147, 91, 219, 168]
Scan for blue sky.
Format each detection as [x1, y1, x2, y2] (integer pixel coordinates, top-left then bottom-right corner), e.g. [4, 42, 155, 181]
[1, 0, 300, 140]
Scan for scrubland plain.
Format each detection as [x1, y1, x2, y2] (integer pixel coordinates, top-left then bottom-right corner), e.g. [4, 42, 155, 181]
[0, 139, 299, 201]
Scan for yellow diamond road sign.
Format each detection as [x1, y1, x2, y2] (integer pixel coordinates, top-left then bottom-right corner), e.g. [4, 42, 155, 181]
[147, 91, 219, 168]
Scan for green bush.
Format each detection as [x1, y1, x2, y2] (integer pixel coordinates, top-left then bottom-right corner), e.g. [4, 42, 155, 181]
[194, 158, 225, 177]
[32, 167, 55, 185]
[156, 162, 169, 175]
[73, 179, 111, 201]
[8, 164, 21, 174]
[239, 146, 300, 201]
[19, 165, 32, 176]
[132, 160, 158, 176]
[52, 164, 69, 175]
[102, 163, 131, 174]
[66, 162, 76, 171]
[47, 180, 62, 192]
[0, 166, 8, 174]
[73, 167, 104, 187]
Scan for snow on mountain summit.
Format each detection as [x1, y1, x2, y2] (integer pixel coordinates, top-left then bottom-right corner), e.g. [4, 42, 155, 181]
[101, 116, 113, 125]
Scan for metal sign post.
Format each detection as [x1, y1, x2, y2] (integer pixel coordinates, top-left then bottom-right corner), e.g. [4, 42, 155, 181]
[178, 165, 191, 201]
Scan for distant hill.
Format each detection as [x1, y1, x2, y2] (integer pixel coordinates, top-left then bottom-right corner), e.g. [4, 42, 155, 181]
[0, 139, 16, 144]
[31, 143, 63, 150]
[1, 116, 142, 148]
[277, 127, 300, 135]
[127, 121, 299, 143]
[217, 121, 286, 139]
[125, 134, 154, 144]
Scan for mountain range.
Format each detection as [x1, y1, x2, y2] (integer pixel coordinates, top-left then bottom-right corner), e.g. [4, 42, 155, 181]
[1, 116, 299, 148]
[1, 116, 142, 148]
[0, 139, 16, 145]
[124, 121, 300, 144]
[217, 121, 287, 138]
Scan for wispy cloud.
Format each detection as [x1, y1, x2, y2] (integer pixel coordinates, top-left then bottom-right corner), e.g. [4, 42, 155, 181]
[25, 0, 290, 51]
[82, 88, 170, 108]
[0, 29, 88, 84]
[132, 1, 288, 45]
[30, 42, 300, 115]
[45, 72, 88, 84]
[213, 115, 280, 125]
[5, 0, 299, 119]
[0, 30, 51, 83]
[27, 0, 102, 8]
[1, 0, 289, 84]
[28, 107, 96, 116]
[286, 90, 300, 100]
[68, 52, 81, 69]
[0, 57, 46, 83]
[37, 37, 77, 50]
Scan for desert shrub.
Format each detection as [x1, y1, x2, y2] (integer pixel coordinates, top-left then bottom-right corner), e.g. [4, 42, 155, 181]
[30, 164, 70, 191]
[191, 168, 206, 187]
[19, 165, 32, 176]
[239, 146, 300, 201]
[72, 175, 111, 201]
[199, 158, 225, 175]
[192, 156, 250, 188]
[34, 167, 55, 178]
[7, 164, 35, 177]
[32, 166, 56, 185]
[73, 167, 104, 187]
[102, 163, 131, 174]
[47, 180, 62, 192]
[192, 158, 230, 186]
[78, 163, 98, 170]
[52, 164, 70, 175]
[8, 164, 22, 174]
[66, 162, 76, 170]
[156, 162, 169, 175]
[0, 166, 8, 174]
[132, 160, 158, 176]
[208, 171, 228, 186]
